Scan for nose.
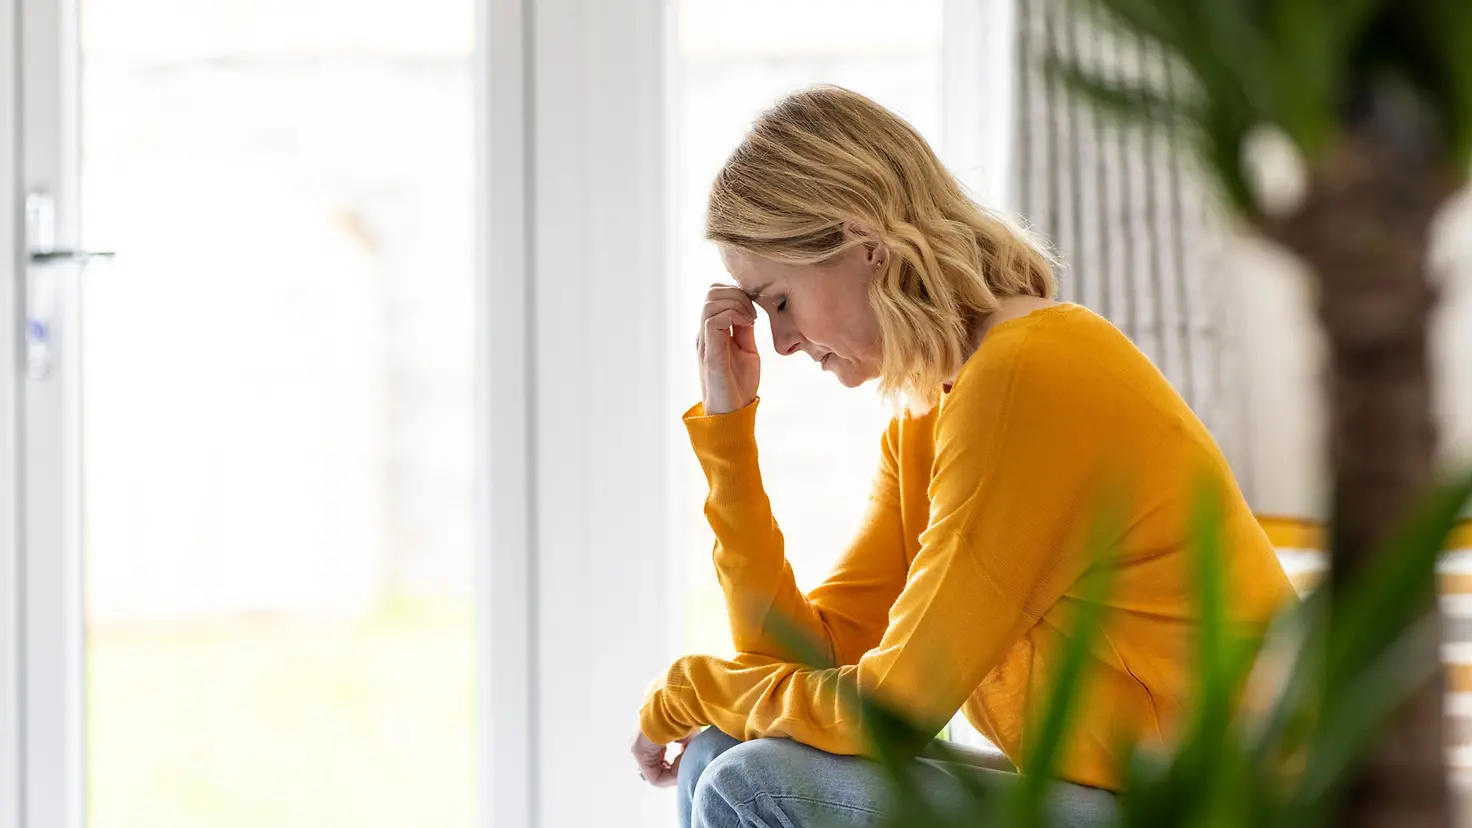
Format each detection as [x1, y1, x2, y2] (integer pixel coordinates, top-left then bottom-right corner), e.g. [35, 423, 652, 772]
[768, 314, 805, 357]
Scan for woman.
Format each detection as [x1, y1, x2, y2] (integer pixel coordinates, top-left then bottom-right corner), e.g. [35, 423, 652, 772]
[631, 86, 1295, 828]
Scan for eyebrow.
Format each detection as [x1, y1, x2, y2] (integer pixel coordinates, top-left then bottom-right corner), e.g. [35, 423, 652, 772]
[744, 282, 772, 301]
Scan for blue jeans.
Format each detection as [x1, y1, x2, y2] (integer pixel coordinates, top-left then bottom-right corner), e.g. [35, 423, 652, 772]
[678, 728, 1117, 828]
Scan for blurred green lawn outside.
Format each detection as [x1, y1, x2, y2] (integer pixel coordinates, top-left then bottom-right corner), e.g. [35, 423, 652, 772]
[86, 598, 474, 828]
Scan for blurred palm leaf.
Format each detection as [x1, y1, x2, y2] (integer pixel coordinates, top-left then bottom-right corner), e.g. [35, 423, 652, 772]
[1049, 0, 1464, 214]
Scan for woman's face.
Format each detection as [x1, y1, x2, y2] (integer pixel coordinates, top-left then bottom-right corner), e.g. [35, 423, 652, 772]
[719, 244, 885, 388]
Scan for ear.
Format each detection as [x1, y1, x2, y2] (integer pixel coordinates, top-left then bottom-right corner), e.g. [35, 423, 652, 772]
[844, 223, 888, 268]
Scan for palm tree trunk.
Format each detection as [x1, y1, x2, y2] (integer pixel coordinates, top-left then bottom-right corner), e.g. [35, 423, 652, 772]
[1261, 84, 1465, 828]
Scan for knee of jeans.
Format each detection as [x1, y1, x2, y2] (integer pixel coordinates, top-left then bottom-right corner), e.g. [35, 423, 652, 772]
[679, 728, 741, 800]
[692, 738, 801, 811]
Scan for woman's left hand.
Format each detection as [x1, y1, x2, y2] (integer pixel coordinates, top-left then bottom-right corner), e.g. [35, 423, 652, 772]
[631, 729, 694, 788]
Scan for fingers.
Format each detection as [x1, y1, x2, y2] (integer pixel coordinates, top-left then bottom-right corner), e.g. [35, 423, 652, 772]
[702, 298, 756, 327]
[654, 730, 697, 786]
[698, 284, 758, 361]
[649, 758, 680, 787]
[636, 755, 676, 787]
[702, 285, 756, 321]
[662, 751, 684, 786]
[697, 300, 756, 353]
[631, 730, 680, 788]
[704, 283, 752, 305]
[700, 308, 757, 362]
[631, 728, 703, 789]
[635, 753, 679, 788]
[703, 308, 756, 339]
[731, 318, 758, 355]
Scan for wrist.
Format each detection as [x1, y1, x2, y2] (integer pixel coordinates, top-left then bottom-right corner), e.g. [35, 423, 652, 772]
[702, 391, 755, 417]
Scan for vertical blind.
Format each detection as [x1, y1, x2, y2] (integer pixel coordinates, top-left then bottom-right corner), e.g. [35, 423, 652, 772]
[1010, 0, 1253, 494]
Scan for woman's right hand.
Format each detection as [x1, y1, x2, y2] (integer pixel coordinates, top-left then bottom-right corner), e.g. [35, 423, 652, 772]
[698, 284, 760, 415]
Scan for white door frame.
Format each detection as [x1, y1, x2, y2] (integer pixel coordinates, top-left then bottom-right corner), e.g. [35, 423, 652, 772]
[0, 0, 25, 822]
[476, 0, 677, 825]
[13, 0, 87, 822]
[475, 0, 536, 823]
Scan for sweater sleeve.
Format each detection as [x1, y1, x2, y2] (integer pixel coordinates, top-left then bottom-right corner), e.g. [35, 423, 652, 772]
[684, 400, 909, 667]
[643, 330, 1112, 753]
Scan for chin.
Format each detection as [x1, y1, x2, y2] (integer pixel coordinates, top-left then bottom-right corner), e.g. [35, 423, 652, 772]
[830, 362, 878, 389]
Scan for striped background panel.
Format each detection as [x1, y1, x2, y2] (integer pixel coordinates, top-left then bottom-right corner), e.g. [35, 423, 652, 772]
[1011, 0, 1250, 492]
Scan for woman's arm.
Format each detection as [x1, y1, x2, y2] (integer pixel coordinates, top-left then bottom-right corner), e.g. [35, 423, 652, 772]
[648, 327, 1113, 754]
[687, 401, 909, 667]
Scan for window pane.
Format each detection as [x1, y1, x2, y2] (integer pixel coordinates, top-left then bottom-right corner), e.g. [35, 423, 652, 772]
[78, 2, 475, 825]
[672, 0, 944, 656]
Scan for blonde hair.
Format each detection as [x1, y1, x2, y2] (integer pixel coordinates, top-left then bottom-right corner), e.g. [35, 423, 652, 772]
[706, 85, 1057, 413]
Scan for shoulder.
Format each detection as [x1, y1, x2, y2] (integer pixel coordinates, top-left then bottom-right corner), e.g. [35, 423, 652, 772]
[936, 303, 1169, 445]
[950, 303, 1134, 396]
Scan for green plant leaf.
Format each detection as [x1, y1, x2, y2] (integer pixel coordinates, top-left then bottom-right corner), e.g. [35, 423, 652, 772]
[1069, 0, 1196, 58]
[1193, 0, 1275, 108]
[1197, 101, 1260, 217]
[1045, 54, 1190, 128]
[1192, 482, 1229, 718]
[1296, 611, 1440, 807]
[1263, 0, 1382, 156]
[766, 612, 946, 824]
[1009, 498, 1125, 828]
[922, 739, 1008, 804]
[1114, 739, 1202, 828]
[763, 609, 837, 672]
[1247, 591, 1328, 769]
[1326, 470, 1472, 689]
[1420, 0, 1472, 164]
[1059, 0, 1268, 217]
[859, 692, 950, 824]
[1145, 482, 1263, 818]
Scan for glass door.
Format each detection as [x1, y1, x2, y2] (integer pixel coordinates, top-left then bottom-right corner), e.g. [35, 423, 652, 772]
[20, 0, 480, 824]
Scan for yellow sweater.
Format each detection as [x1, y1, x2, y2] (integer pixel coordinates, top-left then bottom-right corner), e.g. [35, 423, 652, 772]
[641, 303, 1295, 790]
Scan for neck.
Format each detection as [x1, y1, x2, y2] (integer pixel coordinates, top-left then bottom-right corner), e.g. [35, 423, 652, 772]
[945, 315, 988, 389]
[946, 296, 1062, 387]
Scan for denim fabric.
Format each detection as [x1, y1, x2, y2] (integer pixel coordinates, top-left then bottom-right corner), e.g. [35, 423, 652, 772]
[677, 727, 1117, 828]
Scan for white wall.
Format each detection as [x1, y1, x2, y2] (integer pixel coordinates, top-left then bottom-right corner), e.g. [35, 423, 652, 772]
[1225, 187, 1472, 519]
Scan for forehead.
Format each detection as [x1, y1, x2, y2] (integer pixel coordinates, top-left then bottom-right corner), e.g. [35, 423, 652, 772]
[719, 247, 796, 293]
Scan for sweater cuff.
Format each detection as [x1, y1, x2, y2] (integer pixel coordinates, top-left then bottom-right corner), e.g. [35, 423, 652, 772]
[683, 398, 761, 476]
[639, 674, 701, 745]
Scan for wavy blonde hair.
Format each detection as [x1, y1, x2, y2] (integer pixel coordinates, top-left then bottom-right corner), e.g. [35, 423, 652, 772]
[706, 85, 1057, 413]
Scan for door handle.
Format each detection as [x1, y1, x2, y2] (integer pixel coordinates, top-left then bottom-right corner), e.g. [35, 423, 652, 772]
[30, 250, 114, 264]
[24, 192, 114, 380]
[25, 191, 114, 262]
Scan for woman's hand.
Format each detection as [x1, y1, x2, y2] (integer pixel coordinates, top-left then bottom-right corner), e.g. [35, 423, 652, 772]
[631, 729, 695, 788]
[698, 285, 760, 416]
